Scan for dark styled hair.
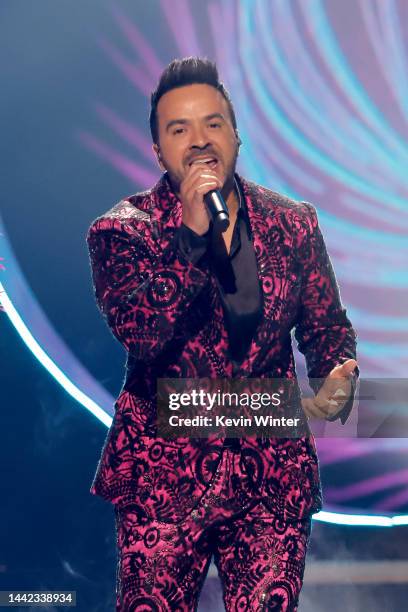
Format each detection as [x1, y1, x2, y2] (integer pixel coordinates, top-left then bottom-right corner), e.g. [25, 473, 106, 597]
[149, 57, 237, 144]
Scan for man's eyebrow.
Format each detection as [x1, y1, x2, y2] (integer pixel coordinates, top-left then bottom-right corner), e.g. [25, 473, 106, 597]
[165, 113, 226, 131]
[204, 113, 226, 122]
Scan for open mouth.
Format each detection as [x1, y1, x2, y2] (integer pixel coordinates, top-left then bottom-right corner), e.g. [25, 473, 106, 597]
[189, 157, 218, 169]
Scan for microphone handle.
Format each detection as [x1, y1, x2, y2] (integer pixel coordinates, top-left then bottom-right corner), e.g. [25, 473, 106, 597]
[203, 190, 230, 232]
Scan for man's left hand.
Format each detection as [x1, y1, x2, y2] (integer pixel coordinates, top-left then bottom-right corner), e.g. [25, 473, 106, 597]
[301, 359, 358, 420]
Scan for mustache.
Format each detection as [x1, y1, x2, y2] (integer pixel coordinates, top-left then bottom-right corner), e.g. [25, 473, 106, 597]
[185, 149, 219, 165]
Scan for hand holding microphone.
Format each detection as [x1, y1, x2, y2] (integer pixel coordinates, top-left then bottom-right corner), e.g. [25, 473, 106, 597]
[180, 160, 229, 235]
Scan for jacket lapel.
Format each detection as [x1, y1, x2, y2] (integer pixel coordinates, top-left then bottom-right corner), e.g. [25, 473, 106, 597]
[235, 176, 284, 373]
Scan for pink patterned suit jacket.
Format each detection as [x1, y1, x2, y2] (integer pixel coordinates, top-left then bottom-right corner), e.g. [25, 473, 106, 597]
[87, 173, 357, 523]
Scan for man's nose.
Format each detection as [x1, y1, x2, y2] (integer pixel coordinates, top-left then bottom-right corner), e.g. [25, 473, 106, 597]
[189, 125, 210, 149]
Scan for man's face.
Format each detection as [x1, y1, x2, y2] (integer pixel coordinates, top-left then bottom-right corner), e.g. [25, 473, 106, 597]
[153, 83, 240, 194]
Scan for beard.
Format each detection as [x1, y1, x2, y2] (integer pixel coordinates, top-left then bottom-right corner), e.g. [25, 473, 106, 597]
[163, 145, 239, 199]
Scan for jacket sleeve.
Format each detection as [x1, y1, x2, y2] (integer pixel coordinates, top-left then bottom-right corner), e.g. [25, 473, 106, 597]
[293, 203, 358, 424]
[87, 217, 210, 363]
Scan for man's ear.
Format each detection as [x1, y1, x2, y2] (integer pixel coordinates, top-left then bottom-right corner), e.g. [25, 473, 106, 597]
[235, 130, 242, 147]
[152, 143, 165, 171]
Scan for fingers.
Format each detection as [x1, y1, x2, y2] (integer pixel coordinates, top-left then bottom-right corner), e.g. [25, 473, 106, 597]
[302, 383, 350, 420]
[180, 164, 223, 234]
[320, 364, 353, 404]
[301, 397, 328, 420]
[195, 179, 222, 194]
[320, 378, 351, 411]
[183, 162, 222, 195]
[329, 359, 358, 379]
[181, 164, 222, 211]
[302, 359, 358, 421]
[318, 377, 350, 401]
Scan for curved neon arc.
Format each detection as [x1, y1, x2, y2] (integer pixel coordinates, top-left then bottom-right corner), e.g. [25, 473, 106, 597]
[313, 511, 408, 527]
[256, 2, 394, 174]
[305, 0, 408, 160]
[274, 0, 406, 177]
[238, 1, 408, 212]
[0, 283, 112, 429]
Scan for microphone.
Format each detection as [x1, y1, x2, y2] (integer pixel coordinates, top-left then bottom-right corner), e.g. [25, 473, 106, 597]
[204, 190, 230, 232]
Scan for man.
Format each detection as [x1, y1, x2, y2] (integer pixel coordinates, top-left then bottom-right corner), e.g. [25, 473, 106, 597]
[87, 57, 358, 611]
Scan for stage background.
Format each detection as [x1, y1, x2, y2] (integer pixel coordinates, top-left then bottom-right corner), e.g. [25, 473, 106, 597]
[1, 1, 407, 610]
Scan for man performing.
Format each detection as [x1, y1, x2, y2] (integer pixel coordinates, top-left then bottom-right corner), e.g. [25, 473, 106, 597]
[87, 57, 358, 611]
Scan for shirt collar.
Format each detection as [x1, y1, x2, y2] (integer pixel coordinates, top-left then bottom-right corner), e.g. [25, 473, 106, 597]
[234, 175, 248, 220]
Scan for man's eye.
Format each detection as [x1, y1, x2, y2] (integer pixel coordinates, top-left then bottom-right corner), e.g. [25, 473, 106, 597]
[209, 123, 221, 128]
[173, 128, 185, 135]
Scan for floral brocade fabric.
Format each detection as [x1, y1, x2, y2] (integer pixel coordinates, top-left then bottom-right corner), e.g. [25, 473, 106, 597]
[87, 173, 357, 523]
[114, 447, 312, 611]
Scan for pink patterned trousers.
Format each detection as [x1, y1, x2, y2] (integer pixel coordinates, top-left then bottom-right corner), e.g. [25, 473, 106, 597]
[114, 446, 312, 611]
